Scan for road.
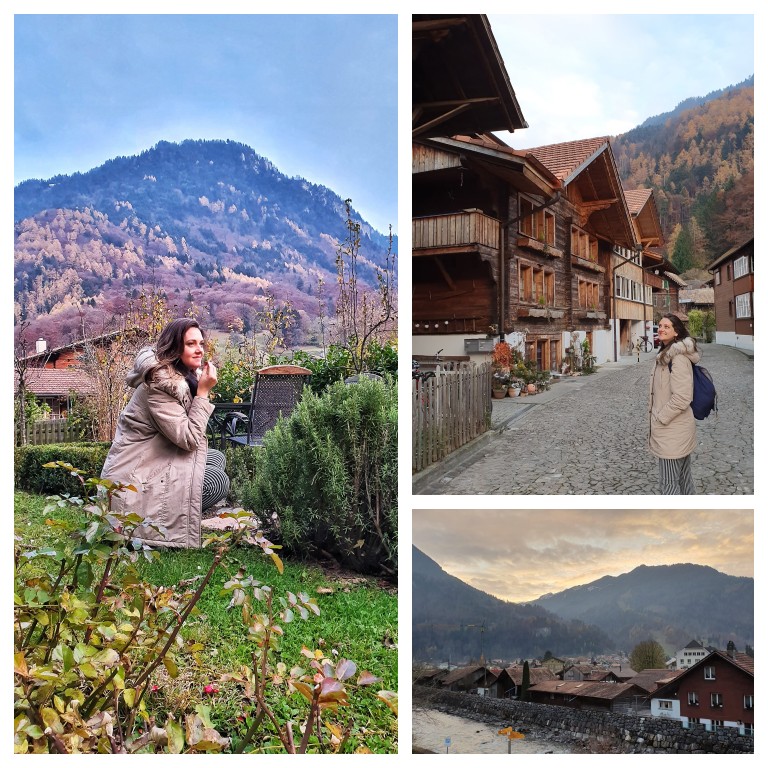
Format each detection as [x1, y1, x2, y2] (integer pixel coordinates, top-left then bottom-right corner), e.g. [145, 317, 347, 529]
[413, 343, 753, 495]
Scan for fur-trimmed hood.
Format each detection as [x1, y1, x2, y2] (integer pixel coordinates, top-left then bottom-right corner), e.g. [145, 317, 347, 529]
[125, 346, 159, 388]
[655, 336, 701, 368]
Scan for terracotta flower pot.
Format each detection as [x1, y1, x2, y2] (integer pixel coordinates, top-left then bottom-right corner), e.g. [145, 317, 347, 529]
[527, 383, 537, 394]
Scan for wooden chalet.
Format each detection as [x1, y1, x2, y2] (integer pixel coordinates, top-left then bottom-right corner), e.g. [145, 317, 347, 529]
[644, 250, 686, 320]
[439, 664, 500, 696]
[14, 368, 96, 418]
[650, 649, 754, 734]
[527, 680, 646, 714]
[413, 14, 527, 140]
[412, 14, 659, 370]
[707, 237, 754, 351]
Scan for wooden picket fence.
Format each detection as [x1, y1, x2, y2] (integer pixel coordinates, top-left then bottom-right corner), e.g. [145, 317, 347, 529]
[15, 419, 81, 446]
[412, 362, 492, 473]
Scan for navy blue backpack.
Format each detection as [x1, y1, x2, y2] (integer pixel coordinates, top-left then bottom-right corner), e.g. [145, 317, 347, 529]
[669, 361, 717, 420]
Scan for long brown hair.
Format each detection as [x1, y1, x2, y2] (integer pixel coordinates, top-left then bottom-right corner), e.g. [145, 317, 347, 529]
[145, 318, 204, 382]
[659, 313, 697, 350]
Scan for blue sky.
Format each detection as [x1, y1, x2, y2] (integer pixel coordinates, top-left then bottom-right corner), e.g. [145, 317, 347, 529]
[490, 13, 755, 149]
[13, 13, 398, 234]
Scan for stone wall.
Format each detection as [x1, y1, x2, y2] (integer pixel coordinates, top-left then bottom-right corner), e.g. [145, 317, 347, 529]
[414, 687, 754, 754]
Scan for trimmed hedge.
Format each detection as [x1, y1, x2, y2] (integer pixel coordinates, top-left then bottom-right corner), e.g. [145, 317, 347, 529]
[14, 442, 111, 497]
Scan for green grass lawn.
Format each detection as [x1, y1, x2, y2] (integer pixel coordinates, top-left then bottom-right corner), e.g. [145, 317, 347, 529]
[14, 490, 398, 753]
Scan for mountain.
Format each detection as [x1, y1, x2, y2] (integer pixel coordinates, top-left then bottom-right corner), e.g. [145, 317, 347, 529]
[530, 563, 754, 655]
[14, 139, 396, 347]
[612, 76, 753, 270]
[412, 546, 614, 664]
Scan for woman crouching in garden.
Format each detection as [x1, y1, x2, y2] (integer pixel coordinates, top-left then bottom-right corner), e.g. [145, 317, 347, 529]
[648, 313, 700, 495]
[101, 318, 230, 547]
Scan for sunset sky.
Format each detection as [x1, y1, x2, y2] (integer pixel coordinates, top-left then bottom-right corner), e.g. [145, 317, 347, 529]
[412, 509, 754, 604]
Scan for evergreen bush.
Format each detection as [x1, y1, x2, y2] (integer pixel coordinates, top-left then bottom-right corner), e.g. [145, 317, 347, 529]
[14, 443, 111, 496]
[239, 377, 397, 575]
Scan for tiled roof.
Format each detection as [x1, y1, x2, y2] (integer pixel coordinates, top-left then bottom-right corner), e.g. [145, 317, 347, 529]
[440, 664, 489, 686]
[525, 137, 610, 182]
[624, 189, 653, 216]
[730, 652, 754, 675]
[626, 668, 683, 693]
[504, 666, 557, 685]
[679, 287, 714, 304]
[15, 368, 96, 396]
[664, 271, 687, 287]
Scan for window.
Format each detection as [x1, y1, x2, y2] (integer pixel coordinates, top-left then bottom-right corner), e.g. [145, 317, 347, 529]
[688, 692, 699, 706]
[726, 264, 731, 280]
[734, 255, 751, 279]
[704, 666, 716, 680]
[735, 293, 752, 319]
[519, 197, 556, 246]
[659, 700, 673, 710]
[744, 695, 753, 710]
[571, 226, 598, 261]
[710, 693, 723, 708]
[519, 263, 555, 304]
[715, 269, 721, 285]
[578, 279, 600, 308]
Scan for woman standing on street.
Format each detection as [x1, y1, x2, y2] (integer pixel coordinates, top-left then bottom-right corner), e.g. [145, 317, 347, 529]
[648, 313, 700, 494]
[101, 318, 230, 547]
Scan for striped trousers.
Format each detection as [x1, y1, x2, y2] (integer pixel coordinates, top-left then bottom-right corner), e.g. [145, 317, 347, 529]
[658, 454, 696, 495]
[202, 448, 230, 510]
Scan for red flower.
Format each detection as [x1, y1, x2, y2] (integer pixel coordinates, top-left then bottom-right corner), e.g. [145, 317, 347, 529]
[203, 684, 219, 695]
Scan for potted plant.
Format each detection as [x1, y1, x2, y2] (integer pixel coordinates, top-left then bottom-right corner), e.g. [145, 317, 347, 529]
[492, 370, 509, 398]
[508, 378, 522, 397]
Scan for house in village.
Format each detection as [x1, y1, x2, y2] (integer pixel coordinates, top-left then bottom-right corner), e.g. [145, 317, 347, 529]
[644, 250, 686, 322]
[649, 648, 754, 735]
[625, 668, 684, 696]
[498, 665, 557, 698]
[412, 14, 663, 371]
[15, 330, 147, 419]
[674, 639, 714, 670]
[439, 665, 502, 697]
[526, 680, 646, 714]
[707, 236, 754, 351]
[14, 368, 95, 419]
[562, 664, 621, 683]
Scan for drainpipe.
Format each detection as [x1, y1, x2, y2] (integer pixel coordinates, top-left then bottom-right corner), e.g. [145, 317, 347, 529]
[502, 190, 562, 346]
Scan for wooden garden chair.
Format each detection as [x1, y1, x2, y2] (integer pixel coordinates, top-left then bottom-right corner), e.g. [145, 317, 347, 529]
[224, 364, 312, 447]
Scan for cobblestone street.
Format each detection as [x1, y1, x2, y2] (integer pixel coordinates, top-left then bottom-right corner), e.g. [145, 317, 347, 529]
[413, 344, 753, 496]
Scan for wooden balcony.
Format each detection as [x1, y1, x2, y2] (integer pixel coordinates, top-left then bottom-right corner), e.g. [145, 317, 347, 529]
[413, 209, 500, 257]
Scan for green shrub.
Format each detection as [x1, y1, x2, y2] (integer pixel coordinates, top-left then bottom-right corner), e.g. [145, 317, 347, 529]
[14, 443, 111, 496]
[222, 443, 263, 505]
[239, 377, 397, 575]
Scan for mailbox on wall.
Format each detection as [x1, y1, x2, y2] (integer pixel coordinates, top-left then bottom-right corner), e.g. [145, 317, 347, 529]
[464, 338, 495, 353]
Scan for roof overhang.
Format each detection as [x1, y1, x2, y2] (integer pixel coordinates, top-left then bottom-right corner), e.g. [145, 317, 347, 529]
[417, 135, 559, 197]
[413, 15, 527, 138]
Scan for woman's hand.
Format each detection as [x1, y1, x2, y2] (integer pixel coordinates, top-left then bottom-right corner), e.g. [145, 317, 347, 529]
[197, 361, 218, 398]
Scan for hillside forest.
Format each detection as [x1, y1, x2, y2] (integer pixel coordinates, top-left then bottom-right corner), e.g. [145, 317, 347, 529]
[14, 140, 397, 348]
[612, 76, 753, 273]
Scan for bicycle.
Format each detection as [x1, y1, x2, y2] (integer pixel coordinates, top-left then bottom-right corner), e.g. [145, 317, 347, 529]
[639, 335, 653, 353]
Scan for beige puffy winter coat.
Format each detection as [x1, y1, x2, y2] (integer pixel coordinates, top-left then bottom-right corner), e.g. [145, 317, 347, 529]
[101, 348, 214, 548]
[648, 336, 701, 460]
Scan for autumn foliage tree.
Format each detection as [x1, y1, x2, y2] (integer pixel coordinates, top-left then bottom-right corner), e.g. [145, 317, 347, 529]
[629, 639, 667, 672]
[332, 200, 396, 374]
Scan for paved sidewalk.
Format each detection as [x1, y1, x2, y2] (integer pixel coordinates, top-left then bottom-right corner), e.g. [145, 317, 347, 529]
[413, 344, 753, 496]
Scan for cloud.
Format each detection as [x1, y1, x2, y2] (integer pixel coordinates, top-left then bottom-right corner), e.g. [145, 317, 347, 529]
[413, 509, 753, 603]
